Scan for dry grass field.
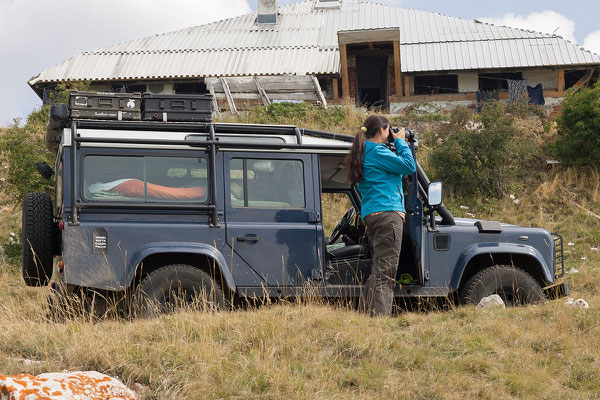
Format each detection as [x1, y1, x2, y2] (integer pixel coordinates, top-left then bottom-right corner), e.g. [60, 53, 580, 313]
[0, 108, 599, 399]
[0, 168, 598, 399]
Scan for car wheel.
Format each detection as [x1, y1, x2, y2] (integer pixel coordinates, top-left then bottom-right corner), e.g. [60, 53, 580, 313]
[22, 192, 54, 286]
[132, 264, 225, 318]
[460, 265, 545, 306]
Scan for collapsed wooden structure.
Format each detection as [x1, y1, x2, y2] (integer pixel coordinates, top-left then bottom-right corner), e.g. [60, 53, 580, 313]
[205, 75, 327, 116]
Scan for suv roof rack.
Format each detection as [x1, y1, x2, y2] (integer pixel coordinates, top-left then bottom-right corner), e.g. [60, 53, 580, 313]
[46, 104, 354, 151]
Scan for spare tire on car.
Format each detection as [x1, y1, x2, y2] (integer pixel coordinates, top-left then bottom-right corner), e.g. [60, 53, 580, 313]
[22, 192, 55, 286]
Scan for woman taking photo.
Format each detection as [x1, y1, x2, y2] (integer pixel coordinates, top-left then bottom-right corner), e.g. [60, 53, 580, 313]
[346, 115, 416, 316]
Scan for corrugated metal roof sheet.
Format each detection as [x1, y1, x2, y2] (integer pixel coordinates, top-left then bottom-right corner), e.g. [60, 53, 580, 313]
[401, 37, 600, 72]
[30, 0, 600, 85]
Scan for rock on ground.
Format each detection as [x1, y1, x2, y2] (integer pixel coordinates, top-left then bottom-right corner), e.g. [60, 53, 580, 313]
[476, 294, 506, 309]
[0, 371, 136, 400]
[566, 297, 590, 309]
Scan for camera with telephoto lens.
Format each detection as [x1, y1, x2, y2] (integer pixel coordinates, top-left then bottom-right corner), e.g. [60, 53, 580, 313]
[387, 126, 416, 143]
[385, 127, 416, 153]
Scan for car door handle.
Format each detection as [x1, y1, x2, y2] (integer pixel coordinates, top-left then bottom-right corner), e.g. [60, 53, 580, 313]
[237, 234, 260, 243]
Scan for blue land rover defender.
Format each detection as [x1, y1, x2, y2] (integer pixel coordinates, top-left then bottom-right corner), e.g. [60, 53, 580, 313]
[22, 95, 569, 316]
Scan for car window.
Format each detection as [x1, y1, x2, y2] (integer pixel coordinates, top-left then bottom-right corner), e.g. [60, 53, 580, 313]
[230, 158, 305, 209]
[83, 155, 208, 203]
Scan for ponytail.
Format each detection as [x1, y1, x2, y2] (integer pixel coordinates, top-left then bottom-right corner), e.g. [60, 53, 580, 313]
[345, 130, 366, 184]
[345, 115, 390, 185]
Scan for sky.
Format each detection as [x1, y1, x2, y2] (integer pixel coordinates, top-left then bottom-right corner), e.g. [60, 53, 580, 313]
[1, 0, 599, 126]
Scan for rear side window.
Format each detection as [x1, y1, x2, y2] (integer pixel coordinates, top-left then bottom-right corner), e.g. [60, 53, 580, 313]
[230, 158, 305, 208]
[83, 155, 208, 203]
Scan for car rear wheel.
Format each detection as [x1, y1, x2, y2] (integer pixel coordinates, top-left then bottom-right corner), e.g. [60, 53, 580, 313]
[460, 265, 545, 306]
[22, 192, 55, 286]
[132, 264, 225, 318]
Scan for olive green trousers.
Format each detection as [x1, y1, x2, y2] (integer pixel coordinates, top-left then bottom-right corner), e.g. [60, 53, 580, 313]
[359, 211, 403, 316]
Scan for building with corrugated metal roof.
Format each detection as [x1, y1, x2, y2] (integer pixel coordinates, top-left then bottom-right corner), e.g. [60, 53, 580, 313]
[29, 0, 600, 112]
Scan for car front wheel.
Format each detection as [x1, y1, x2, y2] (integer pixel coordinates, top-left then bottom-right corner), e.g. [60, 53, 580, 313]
[460, 265, 545, 306]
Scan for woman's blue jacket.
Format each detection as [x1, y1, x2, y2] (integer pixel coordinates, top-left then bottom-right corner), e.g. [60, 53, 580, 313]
[357, 138, 416, 219]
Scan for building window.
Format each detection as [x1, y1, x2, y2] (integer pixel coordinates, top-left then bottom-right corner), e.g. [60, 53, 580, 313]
[564, 70, 587, 90]
[174, 82, 206, 94]
[83, 155, 208, 203]
[230, 158, 305, 209]
[479, 72, 523, 91]
[110, 83, 146, 93]
[413, 75, 458, 95]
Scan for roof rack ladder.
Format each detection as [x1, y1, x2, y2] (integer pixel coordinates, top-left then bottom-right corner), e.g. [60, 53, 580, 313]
[208, 124, 220, 227]
[69, 120, 80, 226]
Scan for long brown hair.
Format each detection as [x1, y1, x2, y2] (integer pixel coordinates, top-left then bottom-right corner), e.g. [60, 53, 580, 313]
[345, 115, 390, 184]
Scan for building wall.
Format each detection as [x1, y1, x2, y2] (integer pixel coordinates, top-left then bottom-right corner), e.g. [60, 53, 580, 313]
[522, 68, 559, 90]
[388, 56, 396, 97]
[458, 73, 479, 92]
[348, 55, 357, 100]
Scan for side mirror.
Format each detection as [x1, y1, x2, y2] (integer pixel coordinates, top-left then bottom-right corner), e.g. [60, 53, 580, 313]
[428, 181, 442, 207]
[35, 161, 54, 180]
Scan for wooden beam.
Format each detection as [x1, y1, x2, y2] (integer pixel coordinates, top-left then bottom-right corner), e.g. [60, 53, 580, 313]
[311, 75, 328, 107]
[338, 28, 401, 45]
[393, 40, 401, 99]
[404, 75, 411, 97]
[346, 49, 393, 57]
[571, 67, 596, 92]
[208, 84, 221, 119]
[340, 44, 350, 101]
[254, 76, 271, 105]
[213, 92, 319, 101]
[332, 78, 339, 100]
[558, 70, 565, 93]
[368, 42, 374, 49]
[220, 77, 238, 115]
[392, 90, 568, 103]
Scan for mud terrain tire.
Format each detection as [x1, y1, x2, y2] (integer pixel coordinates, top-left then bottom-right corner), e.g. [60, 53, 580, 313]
[132, 264, 225, 318]
[22, 192, 54, 286]
[460, 265, 545, 306]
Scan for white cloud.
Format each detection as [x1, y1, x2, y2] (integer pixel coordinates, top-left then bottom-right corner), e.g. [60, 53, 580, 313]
[0, 0, 251, 125]
[583, 29, 600, 55]
[479, 10, 576, 43]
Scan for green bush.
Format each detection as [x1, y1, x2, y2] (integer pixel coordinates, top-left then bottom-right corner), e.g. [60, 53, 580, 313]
[0, 82, 89, 206]
[426, 102, 542, 197]
[232, 102, 363, 135]
[0, 106, 55, 205]
[242, 102, 314, 125]
[554, 83, 600, 166]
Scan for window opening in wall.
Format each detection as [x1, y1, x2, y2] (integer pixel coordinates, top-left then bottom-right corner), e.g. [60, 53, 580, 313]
[564, 70, 587, 90]
[413, 75, 458, 95]
[356, 56, 389, 109]
[174, 82, 206, 94]
[479, 72, 523, 91]
[110, 83, 146, 93]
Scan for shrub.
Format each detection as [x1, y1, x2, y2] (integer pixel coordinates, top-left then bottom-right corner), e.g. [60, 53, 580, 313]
[0, 81, 89, 206]
[241, 102, 314, 125]
[554, 83, 600, 166]
[0, 106, 55, 205]
[426, 102, 543, 197]
[231, 102, 365, 135]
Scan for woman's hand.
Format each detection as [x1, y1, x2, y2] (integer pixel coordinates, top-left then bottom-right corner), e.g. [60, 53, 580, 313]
[391, 127, 406, 141]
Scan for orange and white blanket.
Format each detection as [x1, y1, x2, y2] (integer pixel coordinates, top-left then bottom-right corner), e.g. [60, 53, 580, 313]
[89, 179, 205, 200]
